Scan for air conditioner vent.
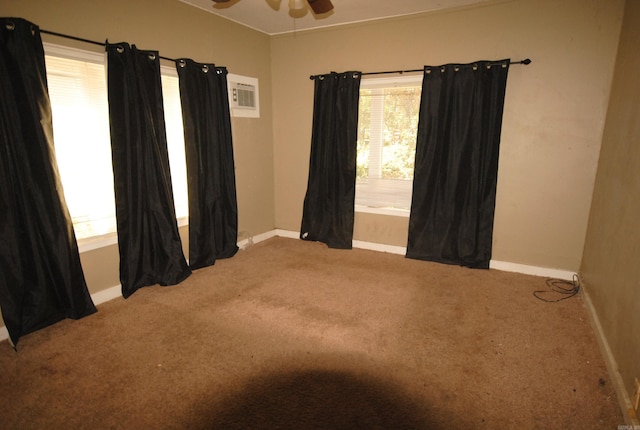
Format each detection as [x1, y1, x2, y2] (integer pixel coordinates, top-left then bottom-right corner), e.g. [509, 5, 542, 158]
[233, 83, 256, 108]
[227, 73, 259, 118]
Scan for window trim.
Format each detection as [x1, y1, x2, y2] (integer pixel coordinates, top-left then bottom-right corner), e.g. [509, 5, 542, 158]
[355, 73, 422, 218]
[43, 42, 189, 253]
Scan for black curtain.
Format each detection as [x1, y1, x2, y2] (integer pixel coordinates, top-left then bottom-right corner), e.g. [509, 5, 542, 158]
[406, 60, 510, 269]
[106, 42, 191, 298]
[0, 18, 96, 346]
[300, 71, 361, 249]
[175, 59, 238, 270]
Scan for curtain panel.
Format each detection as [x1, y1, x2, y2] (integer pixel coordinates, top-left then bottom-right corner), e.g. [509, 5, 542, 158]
[300, 71, 362, 249]
[407, 60, 510, 269]
[175, 59, 238, 270]
[106, 42, 191, 298]
[0, 18, 97, 346]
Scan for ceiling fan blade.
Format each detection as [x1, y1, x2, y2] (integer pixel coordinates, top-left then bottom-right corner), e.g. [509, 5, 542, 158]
[212, 0, 238, 9]
[307, 0, 334, 14]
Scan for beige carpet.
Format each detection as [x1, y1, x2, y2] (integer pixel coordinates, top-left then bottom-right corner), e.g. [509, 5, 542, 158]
[0, 237, 623, 429]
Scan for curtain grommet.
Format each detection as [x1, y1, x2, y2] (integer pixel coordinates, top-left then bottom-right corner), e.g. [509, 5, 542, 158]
[202, 64, 209, 73]
[116, 45, 125, 54]
[178, 59, 186, 68]
[5, 21, 15, 31]
[148, 53, 156, 61]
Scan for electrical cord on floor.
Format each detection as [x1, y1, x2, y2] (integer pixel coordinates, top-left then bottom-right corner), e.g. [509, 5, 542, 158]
[533, 274, 581, 302]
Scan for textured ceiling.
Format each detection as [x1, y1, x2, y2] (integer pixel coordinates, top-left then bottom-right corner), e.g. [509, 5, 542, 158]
[179, 0, 498, 35]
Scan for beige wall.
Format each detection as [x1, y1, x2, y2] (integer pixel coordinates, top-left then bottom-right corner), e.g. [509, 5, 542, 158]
[0, 0, 276, 296]
[0, 0, 637, 415]
[271, 0, 625, 271]
[581, 0, 640, 404]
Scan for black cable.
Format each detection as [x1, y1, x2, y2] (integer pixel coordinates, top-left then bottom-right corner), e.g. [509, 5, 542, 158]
[533, 274, 581, 302]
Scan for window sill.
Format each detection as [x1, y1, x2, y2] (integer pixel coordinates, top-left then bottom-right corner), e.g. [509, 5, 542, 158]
[77, 216, 188, 253]
[77, 233, 118, 253]
[355, 205, 409, 218]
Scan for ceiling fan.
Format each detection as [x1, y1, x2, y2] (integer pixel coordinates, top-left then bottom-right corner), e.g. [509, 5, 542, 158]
[212, 0, 334, 15]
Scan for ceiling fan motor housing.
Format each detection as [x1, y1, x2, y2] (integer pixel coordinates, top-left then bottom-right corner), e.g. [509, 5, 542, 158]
[212, 0, 334, 14]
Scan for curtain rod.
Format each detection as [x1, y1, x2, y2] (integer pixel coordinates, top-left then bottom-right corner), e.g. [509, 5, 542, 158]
[41, 28, 532, 75]
[40, 28, 177, 63]
[309, 58, 531, 80]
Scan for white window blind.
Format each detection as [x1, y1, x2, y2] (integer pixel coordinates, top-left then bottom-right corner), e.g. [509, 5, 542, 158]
[45, 48, 116, 240]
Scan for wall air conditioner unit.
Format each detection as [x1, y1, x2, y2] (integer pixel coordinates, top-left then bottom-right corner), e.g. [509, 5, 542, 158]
[227, 73, 259, 118]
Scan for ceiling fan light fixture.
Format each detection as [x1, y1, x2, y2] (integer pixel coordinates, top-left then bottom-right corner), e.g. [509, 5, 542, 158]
[307, 0, 334, 15]
[289, 0, 307, 11]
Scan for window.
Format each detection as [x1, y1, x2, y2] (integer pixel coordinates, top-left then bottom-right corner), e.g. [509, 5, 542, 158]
[161, 72, 189, 221]
[356, 75, 422, 215]
[44, 43, 188, 248]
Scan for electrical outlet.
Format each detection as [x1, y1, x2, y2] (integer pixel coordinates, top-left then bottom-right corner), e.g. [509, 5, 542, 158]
[634, 377, 640, 412]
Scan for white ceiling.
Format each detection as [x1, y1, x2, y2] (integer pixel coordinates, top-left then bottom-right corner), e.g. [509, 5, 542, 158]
[179, 0, 496, 35]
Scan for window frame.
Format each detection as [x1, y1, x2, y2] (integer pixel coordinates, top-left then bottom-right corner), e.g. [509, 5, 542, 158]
[355, 73, 423, 218]
[43, 42, 188, 253]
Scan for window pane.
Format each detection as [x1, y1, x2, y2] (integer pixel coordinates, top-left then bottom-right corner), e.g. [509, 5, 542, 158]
[357, 89, 371, 179]
[380, 87, 419, 180]
[356, 77, 421, 212]
[46, 54, 116, 239]
[161, 72, 189, 220]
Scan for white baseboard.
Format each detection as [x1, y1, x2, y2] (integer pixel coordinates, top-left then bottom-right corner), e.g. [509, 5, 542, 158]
[272, 229, 576, 280]
[581, 283, 639, 425]
[275, 229, 407, 255]
[91, 284, 123, 306]
[274, 229, 298, 239]
[352, 239, 407, 255]
[489, 260, 576, 281]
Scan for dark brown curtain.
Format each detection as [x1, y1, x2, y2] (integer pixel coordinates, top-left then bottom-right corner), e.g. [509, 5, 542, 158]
[0, 18, 96, 346]
[106, 42, 191, 298]
[406, 60, 510, 269]
[175, 59, 238, 270]
[300, 71, 361, 249]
